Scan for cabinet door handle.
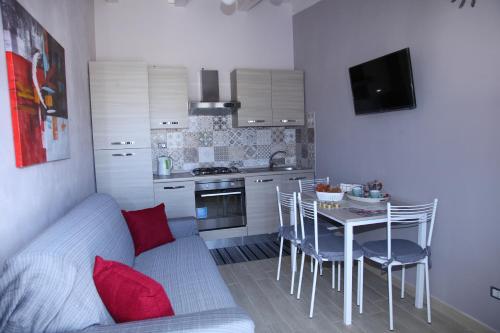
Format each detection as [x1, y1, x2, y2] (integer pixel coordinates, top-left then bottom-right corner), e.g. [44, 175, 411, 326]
[163, 186, 185, 190]
[201, 191, 242, 198]
[281, 119, 297, 123]
[161, 121, 179, 125]
[247, 120, 266, 124]
[111, 141, 135, 145]
[289, 176, 307, 181]
[255, 179, 273, 183]
[112, 153, 135, 157]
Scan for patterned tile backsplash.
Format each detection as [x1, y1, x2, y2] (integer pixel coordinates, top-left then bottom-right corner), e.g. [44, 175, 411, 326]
[151, 113, 315, 172]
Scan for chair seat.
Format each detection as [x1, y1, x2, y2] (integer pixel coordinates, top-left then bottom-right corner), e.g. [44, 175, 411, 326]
[278, 222, 331, 242]
[362, 239, 429, 265]
[302, 234, 363, 262]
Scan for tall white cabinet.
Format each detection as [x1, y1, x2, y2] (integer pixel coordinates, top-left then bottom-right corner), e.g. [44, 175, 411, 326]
[148, 66, 189, 129]
[89, 62, 154, 210]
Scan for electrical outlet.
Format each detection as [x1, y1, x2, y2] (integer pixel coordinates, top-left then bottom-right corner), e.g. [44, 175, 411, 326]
[491, 286, 500, 300]
[158, 143, 167, 149]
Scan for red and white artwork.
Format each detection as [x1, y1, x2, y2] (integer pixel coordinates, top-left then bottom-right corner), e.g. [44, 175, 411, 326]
[1, 0, 69, 167]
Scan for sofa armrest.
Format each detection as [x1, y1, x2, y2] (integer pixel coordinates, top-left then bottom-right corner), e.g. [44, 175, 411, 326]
[80, 307, 254, 333]
[168, 217, 199, 239]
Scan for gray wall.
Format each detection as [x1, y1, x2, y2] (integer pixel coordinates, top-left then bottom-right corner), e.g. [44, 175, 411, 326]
[0, 0, 96, 264]
[293, 0, 500, 330]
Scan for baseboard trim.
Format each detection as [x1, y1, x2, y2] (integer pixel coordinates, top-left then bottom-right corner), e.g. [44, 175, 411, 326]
[363, 263, 496, 333]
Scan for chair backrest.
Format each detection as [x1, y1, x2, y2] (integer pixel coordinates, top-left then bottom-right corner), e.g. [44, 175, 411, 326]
[276, 186, 297, 231]
[387, 199, 439, 258]
[299, 177, 330, 193]
[297, 193, 319, 253]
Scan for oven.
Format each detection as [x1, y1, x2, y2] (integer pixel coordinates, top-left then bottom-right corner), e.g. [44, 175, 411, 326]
[194, 178, 246, 231]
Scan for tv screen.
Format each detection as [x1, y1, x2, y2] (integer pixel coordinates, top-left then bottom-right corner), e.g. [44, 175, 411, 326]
[349, 48, 416, 115]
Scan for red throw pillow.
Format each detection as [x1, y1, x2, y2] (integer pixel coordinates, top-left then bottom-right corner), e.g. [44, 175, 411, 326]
[93, 256, 175, 323]
[122, 204, 175, 256]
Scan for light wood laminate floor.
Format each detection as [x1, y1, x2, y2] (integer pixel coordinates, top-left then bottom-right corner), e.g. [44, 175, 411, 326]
[218, 256, 480, 333]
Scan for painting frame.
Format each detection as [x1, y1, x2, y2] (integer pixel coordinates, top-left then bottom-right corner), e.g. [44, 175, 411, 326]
[1, 0, 69, 168]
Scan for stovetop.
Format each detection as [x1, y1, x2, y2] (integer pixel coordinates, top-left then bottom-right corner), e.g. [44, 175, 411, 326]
[191, 166, 241, 176]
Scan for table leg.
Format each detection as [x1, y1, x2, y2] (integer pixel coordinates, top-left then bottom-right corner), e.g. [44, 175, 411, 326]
[415, 221, 427, 308]
[343, 224, 353, 325]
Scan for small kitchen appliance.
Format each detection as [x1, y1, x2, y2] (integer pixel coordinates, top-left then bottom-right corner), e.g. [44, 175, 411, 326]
[157, 156, 173, 176]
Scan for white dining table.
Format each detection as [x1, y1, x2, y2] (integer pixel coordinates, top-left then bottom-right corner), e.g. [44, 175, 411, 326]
[298, 194, 428, 326]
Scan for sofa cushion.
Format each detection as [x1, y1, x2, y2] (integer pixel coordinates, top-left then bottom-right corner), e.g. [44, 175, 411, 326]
[93, 256, 174, 323]
[133, 236, 236, 316]
[0, 194, 135, 333]
[122, 204, 175, 256]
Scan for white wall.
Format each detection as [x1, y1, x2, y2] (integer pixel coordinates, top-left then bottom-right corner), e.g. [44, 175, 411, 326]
[0, 0, 96, 264]
[93, 0, 294, 101]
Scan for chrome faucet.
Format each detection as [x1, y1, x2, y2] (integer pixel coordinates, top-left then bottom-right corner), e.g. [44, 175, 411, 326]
[269, 150, 286, 169]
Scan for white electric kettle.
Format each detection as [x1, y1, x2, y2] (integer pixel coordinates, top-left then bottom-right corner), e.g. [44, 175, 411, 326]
[157, 156, 173, 176]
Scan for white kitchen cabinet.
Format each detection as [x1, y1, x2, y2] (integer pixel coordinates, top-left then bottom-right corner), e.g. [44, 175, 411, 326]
[231, 69, 273, 127]
[272, 70, 305, 126]
[94, 149, 154, 210]
[245, 172, 314, 236]
[154, 181, 195, 219]
[279, 172, 314, 192]
[89, 62, 151, 149]
[148, 66, 189, 129]
[231, 69, 305, 127]
[200, 227, 248, 241]
[245, 175, 281, 235]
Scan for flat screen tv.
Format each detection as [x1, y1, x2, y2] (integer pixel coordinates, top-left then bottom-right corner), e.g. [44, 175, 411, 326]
[349, 48, 416, 115]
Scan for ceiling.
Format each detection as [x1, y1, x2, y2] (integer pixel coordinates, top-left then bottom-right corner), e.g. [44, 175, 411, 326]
[106, 0, 324, 15]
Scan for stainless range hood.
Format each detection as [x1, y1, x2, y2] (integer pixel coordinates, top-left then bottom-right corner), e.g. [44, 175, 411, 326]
[190, 69, 241, 114]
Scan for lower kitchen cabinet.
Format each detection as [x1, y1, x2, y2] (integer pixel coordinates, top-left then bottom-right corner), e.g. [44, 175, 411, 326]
[94, 148, 154, 210]
[245, 175, 281, 235]
[245, 172, 314, 236]
[200, 226, 248, 241]
[279, 172, 314, 192]
[154, 181, 195, 219]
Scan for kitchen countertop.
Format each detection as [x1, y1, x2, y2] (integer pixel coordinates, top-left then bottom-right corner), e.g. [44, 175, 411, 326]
[153, 167, 314, 183]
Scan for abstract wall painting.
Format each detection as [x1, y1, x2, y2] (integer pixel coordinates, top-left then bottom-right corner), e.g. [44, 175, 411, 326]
[1, 0, 69, 168]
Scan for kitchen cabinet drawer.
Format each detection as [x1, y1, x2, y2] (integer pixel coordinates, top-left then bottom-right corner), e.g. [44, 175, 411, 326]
[200, 227, 248, 241]
[245, 175, 280, 235]
[90, 62, 151, 149]
[154, 181, 195, 219]
[231, 69, 273, 127]
[279, 172, 314, 192]
[272, 70, 305, 126]
[149, 66, 189, 129]
[94, 148, 154, 210]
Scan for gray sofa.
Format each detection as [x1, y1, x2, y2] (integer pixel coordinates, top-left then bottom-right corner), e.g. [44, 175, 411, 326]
[0, 194, 254, 333]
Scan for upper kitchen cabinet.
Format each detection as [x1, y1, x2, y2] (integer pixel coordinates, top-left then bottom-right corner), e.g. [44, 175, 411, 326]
[271, 70, 305, 126]
[231, 69, 273, 127]
[89, 62, 151, 150]
[148, 66, 189, 129]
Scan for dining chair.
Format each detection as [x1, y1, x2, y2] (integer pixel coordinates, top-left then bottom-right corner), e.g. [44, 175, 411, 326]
[298, 176, 342, 275]
[276, 187, 331, 295]
[362, 199, 438, 331]
[296, 193, 364, 318]
[298, 177, 330, 193]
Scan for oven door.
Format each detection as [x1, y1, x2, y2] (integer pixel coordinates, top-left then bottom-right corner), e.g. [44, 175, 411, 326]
[195, 187, 246, 232]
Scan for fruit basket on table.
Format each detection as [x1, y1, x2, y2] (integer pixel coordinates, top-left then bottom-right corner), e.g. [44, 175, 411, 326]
[315, 184, 344, 202]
